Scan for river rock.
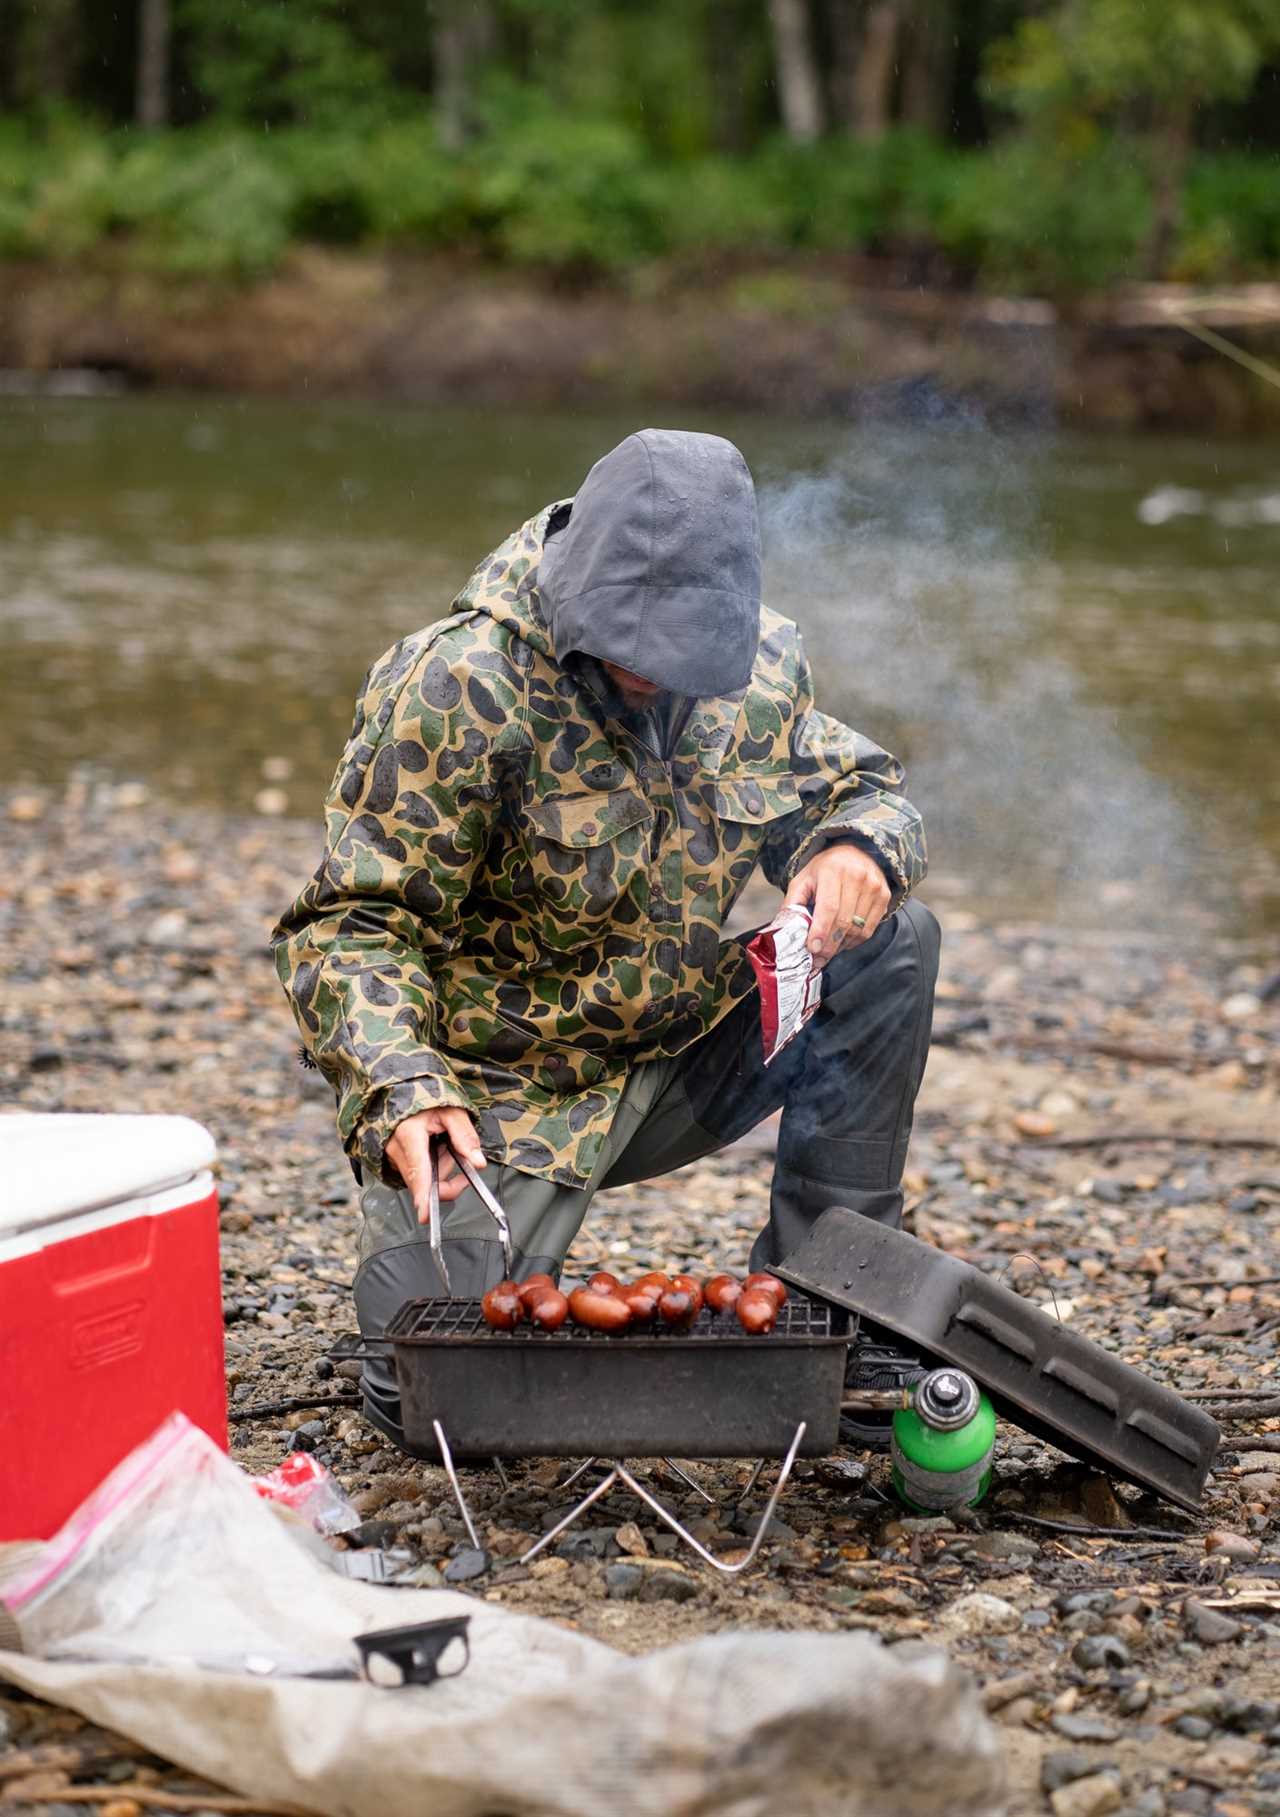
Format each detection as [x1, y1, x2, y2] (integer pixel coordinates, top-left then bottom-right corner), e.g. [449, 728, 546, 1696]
[1051, 1714, 1120, 1744]
[939, 1592, 1021, 1638]
[1197, 1735, 1262, 1777]
[1072, 1635, 1131, 1671]
[604, 1563, 644, 1600]
[442, 1546, 491, 1583]
[1205, 1530, 1260, 1563]
[1220, 1695, 1278, 1732]
[614, 1521, 648, 1557]
[1042, 1751, 1099, 1792]
[1048, 1773, 1123, 1817]
[1182, 1600, 1243, 1644]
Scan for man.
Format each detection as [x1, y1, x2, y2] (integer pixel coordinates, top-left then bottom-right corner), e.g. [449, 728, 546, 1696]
[273, 429, 938, 1447]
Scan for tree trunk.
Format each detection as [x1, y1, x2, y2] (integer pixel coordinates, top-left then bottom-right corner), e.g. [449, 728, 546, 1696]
[431, 1, 496, 151]
[16, 0, 77, 107]
[900, 0, 952, 135]
[849, 0, 902, 141]
[768, 0, 824, 143]
[709, 0, 750, 154]
[136, 0, 171, 128]
[1145, 100, 1194, 278]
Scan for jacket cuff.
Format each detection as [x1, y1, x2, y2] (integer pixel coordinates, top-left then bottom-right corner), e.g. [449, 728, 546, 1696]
[347, 1070, 474, 1187]
[784, 817, 911, 910]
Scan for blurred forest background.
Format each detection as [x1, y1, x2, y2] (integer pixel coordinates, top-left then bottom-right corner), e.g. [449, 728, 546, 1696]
[3, 0, 1280, 294]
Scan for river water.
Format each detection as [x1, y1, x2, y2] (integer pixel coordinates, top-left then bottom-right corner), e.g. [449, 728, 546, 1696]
[3, 396, 1277, 932]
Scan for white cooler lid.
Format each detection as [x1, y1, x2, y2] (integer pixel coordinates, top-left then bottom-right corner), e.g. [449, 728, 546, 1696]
[0, 1113, 217, 1235]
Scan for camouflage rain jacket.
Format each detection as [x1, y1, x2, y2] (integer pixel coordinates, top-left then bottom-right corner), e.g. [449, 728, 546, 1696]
[273, 430, 926, 1189]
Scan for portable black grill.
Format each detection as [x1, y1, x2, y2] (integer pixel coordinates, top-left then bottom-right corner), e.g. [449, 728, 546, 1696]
[368, 1294, 850, 1460]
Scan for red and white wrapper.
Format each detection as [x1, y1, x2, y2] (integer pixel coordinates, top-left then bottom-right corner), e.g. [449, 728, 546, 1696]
[746, 904, 824, 1065]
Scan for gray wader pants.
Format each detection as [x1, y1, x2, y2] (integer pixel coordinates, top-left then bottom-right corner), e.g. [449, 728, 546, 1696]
[355, 898, 940, 1446]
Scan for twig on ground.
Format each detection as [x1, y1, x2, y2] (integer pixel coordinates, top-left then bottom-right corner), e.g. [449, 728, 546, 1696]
[1155, 1273, 1280, 1293]
[235, 1393, 359, 1420]
[1196, 1397, 1280, 1421]
[999, 1514, 1192, 1542]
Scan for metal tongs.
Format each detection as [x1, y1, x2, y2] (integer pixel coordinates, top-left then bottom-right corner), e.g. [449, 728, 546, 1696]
[426, 1133, 513, 1292]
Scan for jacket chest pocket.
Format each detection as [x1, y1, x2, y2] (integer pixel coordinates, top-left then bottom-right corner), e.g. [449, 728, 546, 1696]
[521, 788, 654, 926]
[712, 773, 802, 883]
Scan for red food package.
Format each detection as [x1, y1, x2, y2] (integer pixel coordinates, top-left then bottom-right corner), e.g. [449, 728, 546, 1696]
[746, 904, 823, 1064]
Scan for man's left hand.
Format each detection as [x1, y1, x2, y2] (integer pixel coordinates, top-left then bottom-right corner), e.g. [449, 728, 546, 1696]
[783, 844, 891, 970]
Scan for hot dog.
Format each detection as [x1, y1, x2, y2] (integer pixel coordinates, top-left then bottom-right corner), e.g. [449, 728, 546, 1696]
[529, 1288, 569, 1331]
[621, 1283, 662, 1320]
[704, 1273, 742, 1314]
[585, 1270, 624, 1296]
[516, 1272, 557, 1308]
[658, 1287, 698, 1329]
[669, 1273, 705, 1318]
[742, 1272, 787, 1308]
[481, 1281, 524, 1331]
[568, 1287, 632, 1332]
[735, 1290, 778, 1335]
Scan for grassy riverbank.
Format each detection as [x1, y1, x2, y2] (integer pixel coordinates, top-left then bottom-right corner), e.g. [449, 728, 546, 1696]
[6, 247, 1280, 431]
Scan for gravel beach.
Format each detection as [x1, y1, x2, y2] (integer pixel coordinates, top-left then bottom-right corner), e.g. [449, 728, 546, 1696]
[4, 778, 1280, 1816]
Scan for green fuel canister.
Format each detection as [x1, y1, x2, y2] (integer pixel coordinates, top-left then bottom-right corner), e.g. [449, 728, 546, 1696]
[891, 1369, 996, 1511]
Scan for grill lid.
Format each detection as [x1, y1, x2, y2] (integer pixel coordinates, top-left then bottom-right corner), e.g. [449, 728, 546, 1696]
[774, 1209, 1219, 1512]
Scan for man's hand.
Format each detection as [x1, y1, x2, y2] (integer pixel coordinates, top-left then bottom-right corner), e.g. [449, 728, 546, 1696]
[385, 1107, 487, 1225]
[784, 844, 891, 971]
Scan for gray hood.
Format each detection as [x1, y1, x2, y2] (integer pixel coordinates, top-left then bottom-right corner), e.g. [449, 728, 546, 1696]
[537, 428, 761, 697]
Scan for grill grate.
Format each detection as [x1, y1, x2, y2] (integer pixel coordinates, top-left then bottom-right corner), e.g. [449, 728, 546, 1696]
[386, 1295, 844, 1344]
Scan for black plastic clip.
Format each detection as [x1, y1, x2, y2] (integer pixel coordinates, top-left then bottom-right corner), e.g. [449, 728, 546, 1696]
[353, 1616, 471, 1688]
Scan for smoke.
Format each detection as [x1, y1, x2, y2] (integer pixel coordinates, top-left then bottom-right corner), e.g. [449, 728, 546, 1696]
[755, 418, 1197, 929]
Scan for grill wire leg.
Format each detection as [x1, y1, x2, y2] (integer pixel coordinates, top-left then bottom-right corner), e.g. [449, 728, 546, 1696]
[519, 1471, 622, 1565]
[433, 1420, 480, 1550]
[660, 1458, 717, 1505]
[740, 1457, 768, 1499]
[617, 1423, 806, 1576]
[514, 1424, 806, 1577]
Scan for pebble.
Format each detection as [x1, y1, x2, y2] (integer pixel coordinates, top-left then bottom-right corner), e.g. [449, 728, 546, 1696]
[1119, 1681, 1151, 1715]
[1043, 1751, 1101, 1792]
[604, 1563, 644, 1601]
[1072, 1635, 1131, 1671]
[528, 1557, 569, 1579]
[348, 1518, 399, 1549]
[1173, 1715, 1214, 1740]
[1013, 1109, 1057, 1139]
[1197, 1735, 1262, 1777]
[1220, 992, 1261, 1022]
[1182, 1601, 1243, 1645]
[1048, 1773, 1123, 1817]
[1220, 1695, 1278, 1732]
[100, 1801, 143, 1817]
[614, 1521, 648, 1557]
[938, 1592, 1021, 1638]
[442, 1547, 491, 1583]
[1051, 1713, 1121, 1744]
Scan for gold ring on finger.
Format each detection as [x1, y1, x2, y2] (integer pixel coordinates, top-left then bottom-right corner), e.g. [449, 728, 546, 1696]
[851, 914, 867, 929]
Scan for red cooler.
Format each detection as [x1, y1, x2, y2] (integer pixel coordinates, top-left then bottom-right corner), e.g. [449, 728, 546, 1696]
[0, 1113, 227, 1539]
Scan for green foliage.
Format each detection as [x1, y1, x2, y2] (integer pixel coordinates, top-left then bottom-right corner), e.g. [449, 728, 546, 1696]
[178, 0, 396, 130]
[0, 109, 1277, 293]
[936, 135, 1151, 293]
[465, 107, 668, 268]
[989, 0, 1280, 117]
[1178, 151, 1280, 277]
